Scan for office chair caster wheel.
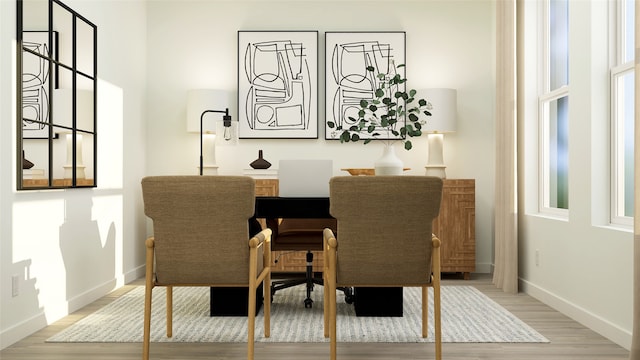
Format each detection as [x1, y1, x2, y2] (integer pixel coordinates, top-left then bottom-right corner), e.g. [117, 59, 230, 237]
[343, 287, 354, 304]
[304, 298, 313, 308]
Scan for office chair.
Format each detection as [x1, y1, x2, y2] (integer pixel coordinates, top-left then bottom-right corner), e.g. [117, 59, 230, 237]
[324, 176, 444, 360]
[269, 217, 338, 308]
[141, 176, 272, 360]
[268, 159, 353, 308]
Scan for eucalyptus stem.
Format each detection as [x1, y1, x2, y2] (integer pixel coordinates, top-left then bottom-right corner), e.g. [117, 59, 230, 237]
[327, 62, 432, 151]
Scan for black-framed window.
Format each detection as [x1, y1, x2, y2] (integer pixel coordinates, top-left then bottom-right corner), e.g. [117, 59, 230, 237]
[17, 0, 97, 190]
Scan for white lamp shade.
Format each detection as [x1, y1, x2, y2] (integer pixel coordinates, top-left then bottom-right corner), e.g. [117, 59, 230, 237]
[421, 88, 457, 133]
[187, 89, 230, 134]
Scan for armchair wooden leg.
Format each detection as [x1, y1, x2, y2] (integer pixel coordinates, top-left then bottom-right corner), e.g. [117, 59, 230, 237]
[143, 237, 155, 360]
[247, 284, 256, 360]
[143, 285, 152, 360]
[325, 274, 338, 360]
[327, 237, 337, 360]
[329, 278, 337, 360]
[323, 229, 331, 339]
[432, 236, 442, 360]
[261, 229, 272, 339]
[248, 246, 257, 360]
[434, 283, 441, 360]
[422, 286, 428, 338]
[166, 286, 173, 338]
[264, 272, 271, 338]
[323, 271, 329, 338]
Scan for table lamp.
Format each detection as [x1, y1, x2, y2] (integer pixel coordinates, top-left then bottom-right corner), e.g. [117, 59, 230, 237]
[421, 88, 457, 178]
[187, 90, 232, 175]
[53, 88, 94, 180]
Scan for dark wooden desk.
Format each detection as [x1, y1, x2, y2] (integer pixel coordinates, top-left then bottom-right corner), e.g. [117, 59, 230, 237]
[212, 196, 402, 317]
[254, 196, 331, 218]
[212, 197, 331, 316]
[253, 196, 402, 317]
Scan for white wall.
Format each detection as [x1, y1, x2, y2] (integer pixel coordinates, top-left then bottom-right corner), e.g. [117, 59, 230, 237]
[0, 0, 148, 349]
[518, 0, 633, 349]
[145, 0, 496, 273]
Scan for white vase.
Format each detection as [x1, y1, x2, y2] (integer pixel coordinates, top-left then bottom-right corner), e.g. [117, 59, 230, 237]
[374, 145, 403, 175]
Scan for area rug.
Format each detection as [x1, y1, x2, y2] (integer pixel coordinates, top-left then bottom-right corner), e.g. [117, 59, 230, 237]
[47, 285, 549, 343]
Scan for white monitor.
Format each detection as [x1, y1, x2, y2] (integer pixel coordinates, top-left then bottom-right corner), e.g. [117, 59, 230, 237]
[278, 159, 333, 197]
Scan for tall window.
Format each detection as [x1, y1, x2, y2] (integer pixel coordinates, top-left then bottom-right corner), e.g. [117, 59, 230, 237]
[540, 0, 569, 213]
[610, 0, 635, 224]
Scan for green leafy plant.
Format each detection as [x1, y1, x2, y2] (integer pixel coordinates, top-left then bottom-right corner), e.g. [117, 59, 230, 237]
[327, 62, 432, 150]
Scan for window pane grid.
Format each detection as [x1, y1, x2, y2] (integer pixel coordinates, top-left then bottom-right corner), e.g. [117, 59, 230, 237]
[610, 0, 634, 224]
[622, 0, 635, 63]
[541, 95, 569, 211]
[612, 71, 634, 221]
[539, 0, 569, 214]
[549, 0, 569, 90]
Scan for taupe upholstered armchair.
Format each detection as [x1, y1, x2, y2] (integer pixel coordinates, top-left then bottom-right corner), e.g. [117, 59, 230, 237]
[141, 176, 272, 360]
[323, 176, 444, 360]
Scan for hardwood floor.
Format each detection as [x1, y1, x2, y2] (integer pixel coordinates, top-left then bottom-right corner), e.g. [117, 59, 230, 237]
[0, 274, 630, 360]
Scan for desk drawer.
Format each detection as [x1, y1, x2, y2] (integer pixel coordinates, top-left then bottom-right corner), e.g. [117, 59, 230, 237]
[272, 250, 323, 273]
[255, 179, 278, 196]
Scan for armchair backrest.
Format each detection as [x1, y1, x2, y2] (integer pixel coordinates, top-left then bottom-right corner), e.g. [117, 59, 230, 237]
[141, 176, 256, 285]
[329, 176, 443, 286]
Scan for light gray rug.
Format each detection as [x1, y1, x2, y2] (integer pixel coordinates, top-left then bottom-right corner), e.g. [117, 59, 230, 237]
[47, 285, 549, 343]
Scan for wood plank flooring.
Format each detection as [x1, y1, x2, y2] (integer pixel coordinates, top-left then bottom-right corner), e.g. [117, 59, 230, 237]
[0, 274, 630, 360]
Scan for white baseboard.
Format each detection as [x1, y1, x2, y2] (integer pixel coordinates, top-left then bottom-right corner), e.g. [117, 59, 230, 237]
[125, 264, 146, 283]
[67, 279, 118, 314]
[0, 312, 48, 350]
[520, 278, 631, 350]
[0, 266, 145, 350]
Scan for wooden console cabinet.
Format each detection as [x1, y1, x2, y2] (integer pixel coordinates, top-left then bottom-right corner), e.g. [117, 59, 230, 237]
[22, 178, 95, 187]
[432, 179, 476, 279]
[250, 176, 475, 278]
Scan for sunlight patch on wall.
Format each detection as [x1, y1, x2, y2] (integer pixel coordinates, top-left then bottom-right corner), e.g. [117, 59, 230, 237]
[12, 198, 68, 321]
[97, 79, 124, 189]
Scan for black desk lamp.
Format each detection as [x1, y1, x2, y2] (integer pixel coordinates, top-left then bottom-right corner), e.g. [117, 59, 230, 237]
[199, 109, 232, 176]
[187, 89, 234, 176]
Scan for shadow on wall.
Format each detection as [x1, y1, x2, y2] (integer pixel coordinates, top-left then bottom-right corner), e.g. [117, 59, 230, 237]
[59, 195, 116, 308]
[6, 259, 46, 342]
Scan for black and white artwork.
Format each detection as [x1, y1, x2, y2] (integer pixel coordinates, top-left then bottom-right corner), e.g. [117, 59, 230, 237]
[325, 31, 406, 140]
[22, 31, 58, 139]
[238, 31, 318, 139]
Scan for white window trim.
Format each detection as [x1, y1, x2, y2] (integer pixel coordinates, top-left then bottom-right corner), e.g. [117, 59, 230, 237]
[616, 0, 633, 63]
[608, 0, 634, 226]
[537, 0, 570, 218]
[538, 86, 570, 217]
[609, 64, 634, 226]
